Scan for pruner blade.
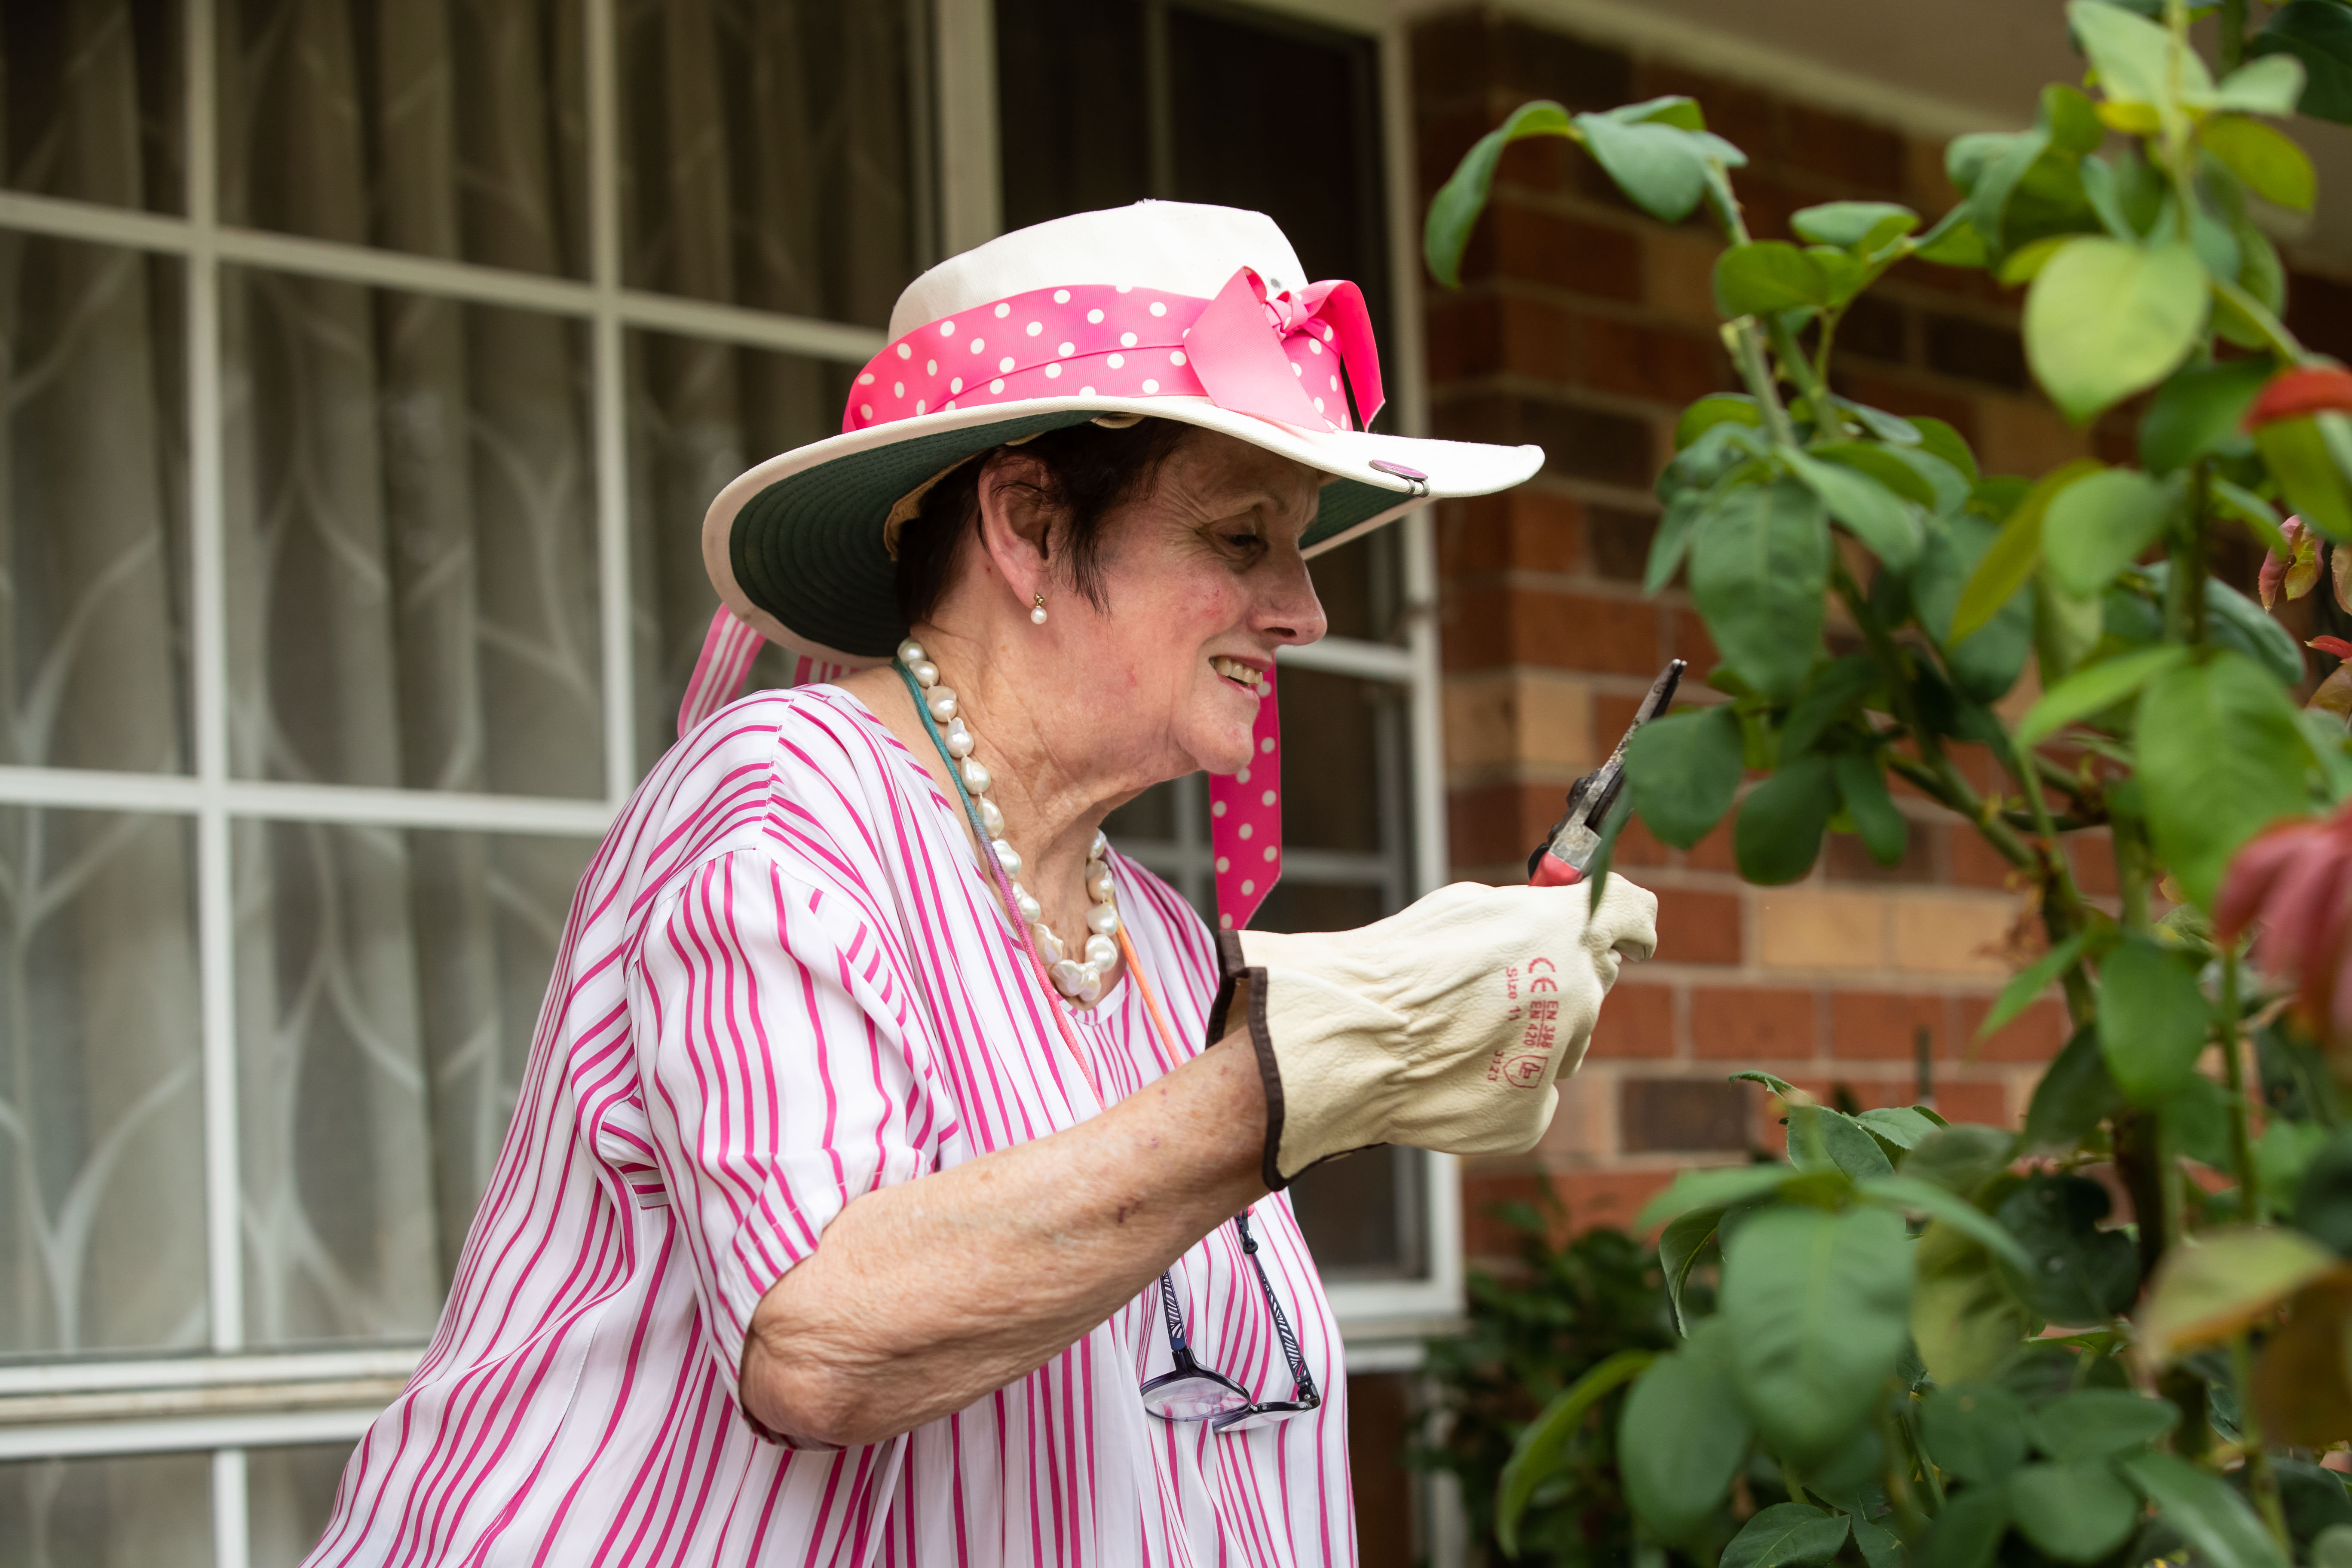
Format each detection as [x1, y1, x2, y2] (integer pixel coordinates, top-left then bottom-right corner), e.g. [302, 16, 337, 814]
[1527, 658, 1685, 888]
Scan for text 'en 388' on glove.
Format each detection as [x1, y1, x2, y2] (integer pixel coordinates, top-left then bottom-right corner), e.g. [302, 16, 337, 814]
[1207, 878, 1659, 1188]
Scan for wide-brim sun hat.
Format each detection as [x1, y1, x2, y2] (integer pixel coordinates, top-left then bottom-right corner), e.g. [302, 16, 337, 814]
[700, 199, 1545, 668]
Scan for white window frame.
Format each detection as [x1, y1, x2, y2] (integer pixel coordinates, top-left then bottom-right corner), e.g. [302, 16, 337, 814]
[0, 0, 1455, 1553]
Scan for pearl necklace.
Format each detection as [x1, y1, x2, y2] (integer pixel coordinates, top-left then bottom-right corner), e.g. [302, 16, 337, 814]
[898, 639, 1121, 1004]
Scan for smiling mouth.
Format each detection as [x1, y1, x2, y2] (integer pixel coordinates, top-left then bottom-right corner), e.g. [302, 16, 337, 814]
[1210, 655, 1266, 693]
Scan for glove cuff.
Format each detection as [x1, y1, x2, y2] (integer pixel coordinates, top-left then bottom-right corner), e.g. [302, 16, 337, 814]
[1209, 930, 1288, 1192]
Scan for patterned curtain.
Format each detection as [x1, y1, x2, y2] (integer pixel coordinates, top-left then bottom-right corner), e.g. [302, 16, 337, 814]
[0, 0, 916, 1561]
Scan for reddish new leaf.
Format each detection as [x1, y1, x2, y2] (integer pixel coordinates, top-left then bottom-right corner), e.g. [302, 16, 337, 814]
[2247, 367, 2352, 429]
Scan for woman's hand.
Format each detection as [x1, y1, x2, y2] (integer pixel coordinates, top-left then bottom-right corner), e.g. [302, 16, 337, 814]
[738, 1024, 1269, 1449]
[1223, 878, 1658, 1183]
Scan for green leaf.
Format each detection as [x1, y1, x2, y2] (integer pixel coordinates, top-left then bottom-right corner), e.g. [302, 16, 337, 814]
[2009, 1460, 2142, 1562]
[1690, 479, 1831, 702]
[2070, 0, 2215, 110]
[2212, 476, 2287, 553]
[1913, 416, 1981, 486]
[1951, 127, 2052, 256]
[1784, 447, 1924, 569]
[1997, 1174, 2140, 1325]
[1790, 1106, 1898, 1182]
[1791, 201, 1919, 249]
[1606, 93, 1709, 132]
[1903, 1124, 2017, 1197]
[2022, 1026, 2125, 1154]
[2041, 467, 2175, 597]
[2217, 53, 2309, 116]
[2018, 645, 2190, 747]
[1619, 1320, 1753, 1544]
[2251, 0, 2352, 126]
[1832, 753, 1908, 867]
[2030, 1390, 2180, 1461]
[1659, 1208, 1720, 1335]
[1922, 1382, 2032, 1485]
[1781, 655, 1880, 759]
[1926, 1485, 2011, 1568]
[1809, 442, 1939, 508]
[1576, 112, 1716, 224]
[2024, 239, 2209, 424]
[2206, 573, 2311, 687]
[1715, 241, 1831, 316]
[1914, 1225, 2035, 1387]
[2256, 414, 2352, 541]
[2118, 1450, 2292, 1568]
[1859, 1175, 2034, 1273]
[1626, 706, 1746, 849]
[1854, 1104, 1943, 1152]
[2202, 114, 2317, 211]
[1947, 461, 2099, 643]
[1721, 1503, 1851, 1568]
[1736, 753, 1838, 884]
[2137, 649, 2315, 908]
[1913, 210, 1989, 266]
[1850, 1516, 1902, 1568]
[1730, 1068, 1798, 1096]
[2138, 353, 2275, 474]
[1722, 1205, 1914, 1458]
[1645, 489, 1704, 595]
[1635, 1161, 1797, 1230]
[1978, 929, 2094, 1041]
[1495, 1348, 1657, 1557]
[2096, 934, 2210, 1106]
[1676, 393, 1763, 450]
[1422, 100, 1579, 288]
[2136, 1225, 2346, 1363]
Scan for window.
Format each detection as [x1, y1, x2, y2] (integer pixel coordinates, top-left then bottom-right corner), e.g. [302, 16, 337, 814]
[0, 0, 1450, 1558]
[992, 0, 1456, 1329]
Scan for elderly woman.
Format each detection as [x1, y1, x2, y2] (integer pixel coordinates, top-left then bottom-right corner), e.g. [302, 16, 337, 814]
[304, 202, 1656, 1567]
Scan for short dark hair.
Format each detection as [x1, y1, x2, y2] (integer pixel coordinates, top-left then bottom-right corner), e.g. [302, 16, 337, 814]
[893, 416, 1193, 628]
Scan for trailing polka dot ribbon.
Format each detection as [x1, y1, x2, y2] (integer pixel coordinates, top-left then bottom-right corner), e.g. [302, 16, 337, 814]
[847, 267, 1385, 436]
[1209, 668, 1282, 931]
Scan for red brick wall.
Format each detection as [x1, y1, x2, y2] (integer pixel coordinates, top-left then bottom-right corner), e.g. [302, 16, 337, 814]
[1411, 5, 2352, 1259]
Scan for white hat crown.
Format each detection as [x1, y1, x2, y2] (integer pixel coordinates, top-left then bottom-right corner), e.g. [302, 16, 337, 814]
[885, 201, 1310, 341]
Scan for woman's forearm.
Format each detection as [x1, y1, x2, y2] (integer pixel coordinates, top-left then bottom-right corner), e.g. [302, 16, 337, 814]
[738, 1024, 1269, 1447]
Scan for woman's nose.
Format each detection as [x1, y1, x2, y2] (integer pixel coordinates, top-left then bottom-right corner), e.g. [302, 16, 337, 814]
[1261, 554, 1329, 647]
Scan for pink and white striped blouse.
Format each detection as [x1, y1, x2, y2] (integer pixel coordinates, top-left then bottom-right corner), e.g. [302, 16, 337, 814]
[303, 684, 1353, 1567]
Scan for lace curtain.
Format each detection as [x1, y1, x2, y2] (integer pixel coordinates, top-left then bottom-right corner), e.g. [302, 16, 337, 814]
[0, 0, 916, 1560]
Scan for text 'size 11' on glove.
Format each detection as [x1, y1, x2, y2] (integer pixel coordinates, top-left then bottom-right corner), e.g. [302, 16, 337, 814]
[1208, 879, 1658, 1187]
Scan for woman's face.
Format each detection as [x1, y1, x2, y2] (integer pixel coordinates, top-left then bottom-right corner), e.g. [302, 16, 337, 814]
[1018, 429, 1328, 781]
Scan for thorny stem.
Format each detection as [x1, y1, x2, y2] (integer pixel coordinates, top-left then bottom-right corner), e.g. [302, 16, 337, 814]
[2221, 948, 2263, 1223]
[1724, 320, 1797, 447]
[2233, 1333, 2293, 1556]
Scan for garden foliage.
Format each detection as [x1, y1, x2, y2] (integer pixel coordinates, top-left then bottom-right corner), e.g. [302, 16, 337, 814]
[1424, 2, 2352, 1564]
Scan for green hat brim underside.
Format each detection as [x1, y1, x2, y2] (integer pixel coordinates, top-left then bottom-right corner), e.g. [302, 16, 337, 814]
[729, 410, 1409, 663]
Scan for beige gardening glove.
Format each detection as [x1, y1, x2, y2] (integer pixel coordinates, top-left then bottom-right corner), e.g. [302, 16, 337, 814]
[1209, 879, 1658, 1187]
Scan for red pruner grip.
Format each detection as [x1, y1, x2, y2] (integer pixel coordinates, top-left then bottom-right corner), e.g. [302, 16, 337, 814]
[1525, 659, 1684, 888]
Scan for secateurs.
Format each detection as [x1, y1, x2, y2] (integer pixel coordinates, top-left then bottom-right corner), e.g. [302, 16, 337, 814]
[1526, 658, 1685, 888]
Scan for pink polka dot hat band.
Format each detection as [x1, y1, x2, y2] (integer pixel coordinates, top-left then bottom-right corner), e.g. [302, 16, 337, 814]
[846, 268, 1385, 440]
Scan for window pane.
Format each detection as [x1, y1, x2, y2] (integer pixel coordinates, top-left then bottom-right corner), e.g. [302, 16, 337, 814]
[222, 271, 604, 799]
[219, 0, 588, 278]
[994, 0, 1149, 230]
[250, 1442, 353, 1568]
[1277, 668, 1408, 856]
[0, 1450, 211, 1566]
[619, 0, 924, 326]
[0, 808, 206, 1357]
[626, 330, 853, 766]
[0, 239, 191, 775]
[1167, 4, 1390, 354]
[236, 822, 595, 1347]
[1290, 1145, 1423, 1281]
[1, 1, 184, 214]
[1310, 526, 1406, 645]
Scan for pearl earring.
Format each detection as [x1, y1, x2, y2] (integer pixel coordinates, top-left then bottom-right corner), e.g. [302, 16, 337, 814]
[1029, 591, 1048, 626]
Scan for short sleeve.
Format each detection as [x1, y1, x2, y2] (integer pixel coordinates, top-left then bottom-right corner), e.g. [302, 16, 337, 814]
[626, 848, 938, 1403]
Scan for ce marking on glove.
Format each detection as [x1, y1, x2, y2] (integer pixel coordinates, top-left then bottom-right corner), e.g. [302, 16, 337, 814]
[1489, 959, 1562, 1088]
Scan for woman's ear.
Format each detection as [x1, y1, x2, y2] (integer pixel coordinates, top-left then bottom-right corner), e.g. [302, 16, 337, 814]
[972, 452, 1057, 603]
